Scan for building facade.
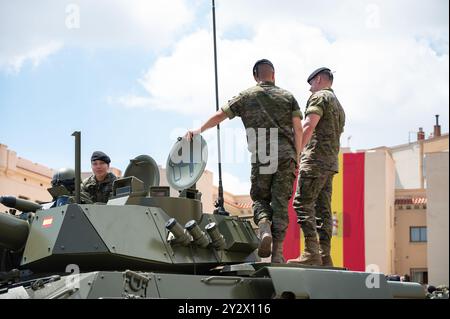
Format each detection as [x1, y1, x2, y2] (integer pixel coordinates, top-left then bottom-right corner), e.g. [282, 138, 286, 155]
[1, 143, 122, 212]
[283, 127, 448, 286]
[390, 132, 448, 285]
[0, 144, 54, 210]
[394, 189, 428, 283]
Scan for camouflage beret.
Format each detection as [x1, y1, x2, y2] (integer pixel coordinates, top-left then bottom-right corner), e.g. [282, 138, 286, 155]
[91, 151, 110, 164]
[307, 67, 332, 84]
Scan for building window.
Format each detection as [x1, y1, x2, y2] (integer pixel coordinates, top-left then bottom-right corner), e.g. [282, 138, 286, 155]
[410, 226, 427, 242]
[411, 268, 428, 284]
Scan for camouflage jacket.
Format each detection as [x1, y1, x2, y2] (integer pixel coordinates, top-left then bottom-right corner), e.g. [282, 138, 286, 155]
[221, 81, 302, 164]
[300, 88, 345, 175]
[81, 172, 117, 203]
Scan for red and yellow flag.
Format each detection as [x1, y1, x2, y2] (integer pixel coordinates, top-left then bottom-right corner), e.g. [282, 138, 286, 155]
[284, 152, 366, 271]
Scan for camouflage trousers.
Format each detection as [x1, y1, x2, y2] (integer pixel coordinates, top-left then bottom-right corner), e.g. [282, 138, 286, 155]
[251, 158, 296, 241]
[293, 171, 335, 245]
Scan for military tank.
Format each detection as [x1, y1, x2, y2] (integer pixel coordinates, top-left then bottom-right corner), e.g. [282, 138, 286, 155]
[0, 134, 425, 299]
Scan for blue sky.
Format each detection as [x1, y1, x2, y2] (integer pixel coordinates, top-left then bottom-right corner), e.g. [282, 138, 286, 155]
[0, 0, 448, 194]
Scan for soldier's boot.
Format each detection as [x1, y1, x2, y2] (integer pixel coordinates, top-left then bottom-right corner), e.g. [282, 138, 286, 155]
[321, 255, 333, 267]
[287, 236, 322, 266]
[320, 240, 334, 267]
[271, 240, 284, 263]
[257, 218, 272, 258]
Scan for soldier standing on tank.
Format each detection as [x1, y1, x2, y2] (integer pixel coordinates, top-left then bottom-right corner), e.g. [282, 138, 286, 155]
[185, 59, 303, 263]
[81, 151, 117, 203]
[287, 67, 345, 266]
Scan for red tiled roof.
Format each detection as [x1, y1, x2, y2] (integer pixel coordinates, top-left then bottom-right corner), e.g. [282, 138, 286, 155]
[224, 200, 252, 209]
[395, 197, 427, 205]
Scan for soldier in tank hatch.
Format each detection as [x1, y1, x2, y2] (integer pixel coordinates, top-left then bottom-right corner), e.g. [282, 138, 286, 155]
[81, 151, 117, 203]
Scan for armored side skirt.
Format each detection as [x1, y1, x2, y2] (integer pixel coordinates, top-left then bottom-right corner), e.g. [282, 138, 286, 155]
[1, 267, 425, 299]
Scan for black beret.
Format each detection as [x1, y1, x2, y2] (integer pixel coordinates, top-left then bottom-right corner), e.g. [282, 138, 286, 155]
[91, 151, 110, 164]
[307, 67, 332, 83]
[253, 59, 274, 75]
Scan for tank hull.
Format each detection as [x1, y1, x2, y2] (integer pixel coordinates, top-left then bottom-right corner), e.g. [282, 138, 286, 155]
[0, 266, 425, 299]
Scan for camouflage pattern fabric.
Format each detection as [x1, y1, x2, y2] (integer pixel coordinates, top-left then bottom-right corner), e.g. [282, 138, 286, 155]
[81, 172, 116, 203]
[221, 81, 301, 242]
[294, 87, 345, 247]
[293, 171, 334, 243]
[222, 81, 302, 163]
[251, 158, 297, 241]
[300, 88, 345, 176]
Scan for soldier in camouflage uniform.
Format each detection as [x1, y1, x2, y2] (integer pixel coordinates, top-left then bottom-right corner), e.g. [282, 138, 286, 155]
[81, 151, 117, 203]
[185, 59, 303, 262]
[287, 67, 345, 266]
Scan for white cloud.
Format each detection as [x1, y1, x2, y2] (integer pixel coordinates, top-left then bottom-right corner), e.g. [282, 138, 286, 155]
[216, 0, 449, 46]
[0, 0, 194, 72]
[116, 0, 448, 149]
[108, 95, 152, 109]
[213, 171, 251, 196]
[136, 30, 217, 114]
[118, 24, 331, 115]
[3, 41, 63, 73]
[2, 0, 448, 150]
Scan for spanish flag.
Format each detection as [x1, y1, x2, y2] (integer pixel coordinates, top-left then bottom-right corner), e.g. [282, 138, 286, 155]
[284, 152, 366, 271]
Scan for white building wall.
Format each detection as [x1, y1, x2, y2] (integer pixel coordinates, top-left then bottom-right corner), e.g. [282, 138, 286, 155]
[425, 152, 449, 286]
[364, 150, 396, 274]
[391, 144, 421, 189]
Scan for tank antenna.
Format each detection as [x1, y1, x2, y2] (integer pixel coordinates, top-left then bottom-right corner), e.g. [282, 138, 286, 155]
[211, 0, 229, 216]
[72, 131, 81, 204]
